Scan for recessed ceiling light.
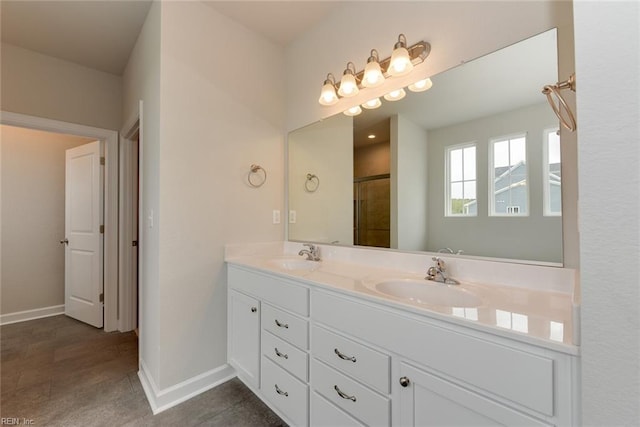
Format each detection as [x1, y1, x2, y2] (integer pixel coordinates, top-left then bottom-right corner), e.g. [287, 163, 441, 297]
[368, 134, 376, 139]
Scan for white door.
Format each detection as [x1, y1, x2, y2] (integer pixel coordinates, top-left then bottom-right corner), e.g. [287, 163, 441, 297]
[64, 141, 103, 327]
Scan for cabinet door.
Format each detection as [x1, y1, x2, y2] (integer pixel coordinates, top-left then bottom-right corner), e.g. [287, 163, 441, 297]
[228, 290, 260, 388]
[398, 363, 552, 427]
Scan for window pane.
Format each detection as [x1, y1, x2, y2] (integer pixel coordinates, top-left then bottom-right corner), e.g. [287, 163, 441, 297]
[494, 140, 509, 167]
[451, 182, 463, 199]
[548, 132, 561, 164]
[464, 181, 476, 199]
[463, 147, 476, 179]
[450, 149, 462, 181]
[546, 129, 562, 215]
[510, 137, 526, 165]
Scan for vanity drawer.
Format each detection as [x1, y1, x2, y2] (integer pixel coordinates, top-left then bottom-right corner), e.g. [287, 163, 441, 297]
[311, 358, 390, 427]
[261, 356, 308, 427]
[312, 290, 554, 416]
[228, 265, 309, 315]
[311, 391, 365, 427]
[262, 303, 309, 349]
[262, 330, 308, 382]
[312, 325, 390, 393]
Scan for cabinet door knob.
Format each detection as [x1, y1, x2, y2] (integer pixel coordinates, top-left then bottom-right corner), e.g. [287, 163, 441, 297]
[250, 307, 257, 313]
[399, 376, 411, 387]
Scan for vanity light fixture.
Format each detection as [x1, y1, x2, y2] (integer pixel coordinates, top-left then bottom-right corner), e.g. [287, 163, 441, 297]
[343, 105, 362, 116]
[384, 88, 406, 102]
[337, 62, 359, 97]
[362, 49, 385, 88]
[318, 34, 431, 108]
[361, 98, 382, 109]
[408, 77, 433, 92]
[318, 73, 339, 106]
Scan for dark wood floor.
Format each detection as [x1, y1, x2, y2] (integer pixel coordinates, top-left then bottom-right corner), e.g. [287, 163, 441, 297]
[0, 315, 285, 426]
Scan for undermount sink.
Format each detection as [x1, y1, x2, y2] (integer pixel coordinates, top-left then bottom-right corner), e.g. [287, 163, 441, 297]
[266, 257, 320, 272]
[366, 278, 482, 308]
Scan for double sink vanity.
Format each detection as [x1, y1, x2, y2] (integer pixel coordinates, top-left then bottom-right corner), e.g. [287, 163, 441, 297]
[226, 242, 580, 426]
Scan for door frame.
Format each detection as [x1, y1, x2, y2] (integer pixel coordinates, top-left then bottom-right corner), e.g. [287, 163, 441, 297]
[0, 111, 119, 331]
[118, 106, 141, 332]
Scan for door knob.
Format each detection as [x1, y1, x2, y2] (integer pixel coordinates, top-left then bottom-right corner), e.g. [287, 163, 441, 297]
[60, 238, 69, 245]
[399, 376, 411, 387]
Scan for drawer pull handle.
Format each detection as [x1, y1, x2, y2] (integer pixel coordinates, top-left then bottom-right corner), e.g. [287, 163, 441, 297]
[274, 348, 289, 359]
[275, 384, 289, 397]
[275, 319, 289, 329]
[334, 385, 356, 402]
[250, 307, 257, 313]
[334, 348, 357, 363]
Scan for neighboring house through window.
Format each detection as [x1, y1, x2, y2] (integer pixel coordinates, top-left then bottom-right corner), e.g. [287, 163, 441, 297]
[490, 133, 528, 216]
[544, 127, 562, 216]
[446, 143, 476, 216]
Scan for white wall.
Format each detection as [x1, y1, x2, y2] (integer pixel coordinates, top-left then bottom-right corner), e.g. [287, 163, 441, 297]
[0, 43, 122, 131]
[122, 0, 162, 389]
[154, 1, 285, 389]
[391, 114, 428, 251]
[426, 102, 562, 262]
[289, 114, 353, 245]
[574, 1, 640, 424]
[0, 125, 92, 314]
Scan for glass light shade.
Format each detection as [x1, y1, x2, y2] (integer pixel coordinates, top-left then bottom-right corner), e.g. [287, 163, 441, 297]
[362, 98, 382, 109]
[338, 73, 359, 97]
[388, 46, 413, 77]
[343, 105, 362, 116]
[408, 77, 433, 92]
[318, 82, 339, 106]
[362, 61, 385, 88]
[383, 88, 406, 102]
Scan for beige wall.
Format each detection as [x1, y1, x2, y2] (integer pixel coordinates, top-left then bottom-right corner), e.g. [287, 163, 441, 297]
[1, 43, 122, 131]
[0, 125, 92, 314]
[354, 141, 390, 178]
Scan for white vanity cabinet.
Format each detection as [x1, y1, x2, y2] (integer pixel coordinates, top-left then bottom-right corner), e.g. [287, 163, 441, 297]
[227, 263, 579, 426]
[227, 289, 260, 388]
[227, 265, 311, 426]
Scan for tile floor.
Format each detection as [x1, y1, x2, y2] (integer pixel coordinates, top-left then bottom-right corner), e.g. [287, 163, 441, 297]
[0, 315, 286, 426]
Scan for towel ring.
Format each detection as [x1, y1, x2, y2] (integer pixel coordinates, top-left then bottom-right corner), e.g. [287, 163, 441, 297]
[248, 164, 267, 188]
[542, 74, 577, 132]
[305, 173, 320, 192]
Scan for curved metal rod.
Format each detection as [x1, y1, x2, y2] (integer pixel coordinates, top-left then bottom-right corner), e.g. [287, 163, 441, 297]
[247, 164, 267, 188]
[305, 173, 320, 192]
[542, 74, 577, 132]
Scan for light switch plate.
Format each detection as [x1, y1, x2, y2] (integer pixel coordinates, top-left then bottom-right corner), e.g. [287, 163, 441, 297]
[272, 210, 281, 224]
[289, 210, 297, 224]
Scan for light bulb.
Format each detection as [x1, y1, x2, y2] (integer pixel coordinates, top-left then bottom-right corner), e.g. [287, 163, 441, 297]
[338, 62, 359, 97]
[318, 74, 338, 106]
[383, 88, 406, 102]
[343, 105, 362, 116]
[388, 34, 414, 77]
[408, 77, 433, 92]
[362, 98, 382, 109]
[362, 50, 385, 88]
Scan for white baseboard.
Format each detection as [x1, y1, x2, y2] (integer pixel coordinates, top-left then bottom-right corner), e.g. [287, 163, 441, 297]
[138, 358, 236, 414]
[0, 305, 65, 325]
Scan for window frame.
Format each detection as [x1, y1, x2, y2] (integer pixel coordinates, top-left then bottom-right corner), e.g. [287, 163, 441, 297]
[445, 142, 477, 217]
[489, 132, 529, 217]
[543, 127, 562, 217]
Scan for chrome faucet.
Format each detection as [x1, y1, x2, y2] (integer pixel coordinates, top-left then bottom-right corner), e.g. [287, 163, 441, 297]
[298, 243, 321, 261]
[426, 257, 460, 285]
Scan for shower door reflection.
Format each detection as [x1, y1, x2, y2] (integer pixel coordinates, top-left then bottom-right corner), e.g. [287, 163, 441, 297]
[354, 175, 390, 248]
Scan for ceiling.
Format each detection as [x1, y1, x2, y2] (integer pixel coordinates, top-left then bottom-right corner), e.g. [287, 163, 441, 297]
[1, 0, 337, 76]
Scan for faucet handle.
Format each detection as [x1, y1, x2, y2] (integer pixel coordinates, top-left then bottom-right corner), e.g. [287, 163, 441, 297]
[431, 256, 446, 271]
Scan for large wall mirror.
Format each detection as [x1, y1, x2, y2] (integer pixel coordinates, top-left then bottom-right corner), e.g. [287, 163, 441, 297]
[288, 29, 566, 265]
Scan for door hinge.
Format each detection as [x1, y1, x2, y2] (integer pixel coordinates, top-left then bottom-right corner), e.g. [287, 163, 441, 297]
[132, 240, 138, 247]
[99, 293, 104, 303]
[100, 157, 105, 165]
[100, 225, 104, 234]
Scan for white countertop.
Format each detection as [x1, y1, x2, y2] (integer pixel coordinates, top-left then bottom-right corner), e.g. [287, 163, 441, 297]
[225, 242, 580, 355]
